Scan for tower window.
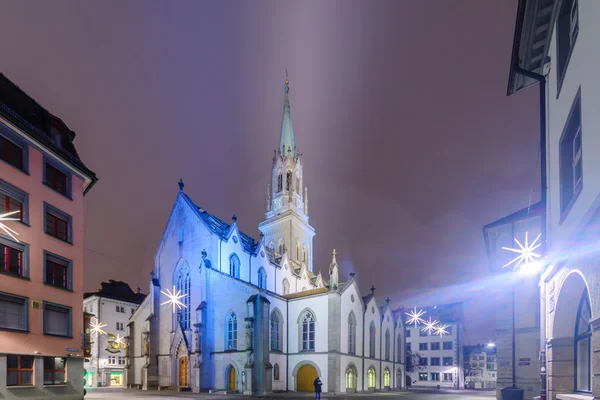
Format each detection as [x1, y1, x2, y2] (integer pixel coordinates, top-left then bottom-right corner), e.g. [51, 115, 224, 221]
[559, 90, 582, 220]
[277, 173, 283, 192]
[286, 171, 292, 191]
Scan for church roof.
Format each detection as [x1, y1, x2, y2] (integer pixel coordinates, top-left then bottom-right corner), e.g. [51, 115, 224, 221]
[180, 192, 259, 254]
[283, 287, 328, 299]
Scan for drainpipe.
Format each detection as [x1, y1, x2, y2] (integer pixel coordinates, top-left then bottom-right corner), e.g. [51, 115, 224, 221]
[361, 311, 365, 392]
[513, 65, 548, 400]
[286, 299, 289, 392]
[379, 319, 383, 390]
[392, 323, 396, 390]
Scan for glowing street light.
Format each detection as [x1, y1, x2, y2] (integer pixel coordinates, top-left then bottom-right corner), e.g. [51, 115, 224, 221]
[502, 232, 541, 271]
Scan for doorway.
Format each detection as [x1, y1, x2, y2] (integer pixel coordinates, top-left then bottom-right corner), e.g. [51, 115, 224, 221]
[179, 357, 189, 387]
[227, 365, 236, 391]
[297, 364, 318, 392]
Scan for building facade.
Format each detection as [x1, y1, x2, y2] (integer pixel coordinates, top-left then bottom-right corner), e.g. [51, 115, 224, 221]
[126, 78, 407, 394]
[464, 345, 497, 390]
[84, 280, 145, 388]
[0, 73, 97, 399]
[405, 303, 464, 390]
[484, 0, 600, 399]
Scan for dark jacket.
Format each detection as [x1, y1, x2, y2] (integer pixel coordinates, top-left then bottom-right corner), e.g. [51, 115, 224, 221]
[314, 378, 322, 392]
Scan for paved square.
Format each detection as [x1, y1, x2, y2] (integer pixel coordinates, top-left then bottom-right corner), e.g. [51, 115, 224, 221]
[85, 387, 496, 400]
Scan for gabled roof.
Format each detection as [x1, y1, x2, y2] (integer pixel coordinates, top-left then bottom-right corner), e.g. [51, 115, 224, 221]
[0, 73, 98, 194]
[180, 192, 259, 254]
[507, 0, 558, 95]
[84, 280, 146, 304]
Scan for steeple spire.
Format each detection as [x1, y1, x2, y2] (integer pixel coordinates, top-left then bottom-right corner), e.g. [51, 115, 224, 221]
[280, 70, 295, 157]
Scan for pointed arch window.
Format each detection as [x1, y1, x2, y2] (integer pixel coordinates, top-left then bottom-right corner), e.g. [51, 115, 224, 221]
[225, 312, 237, 350]
[368, 367, 376, 389]
[345, 365, 356, 389]
[286, 171, 292, 191]
[384, 368, 391, 387]
[175, 268, 191, 330]
[274, 363, 280, 381]
[229, 254, 240, 279]
[575, 290, 591, 392]
[277, 173, 283, 192]
[385, 329, 390, 361]
[301, 311, 315, 351]
[369, 322, 376, 358]
[257, 268, 266, 289]
[282, 279, 290, 295]
[296, 241, 300, 261]
[348, 312, 356, 354]
[296, 176, 301, 195]
[277, 239, 285, 256]
[397, 333, 402, 361]
[302, 245, 308, 264]
[270, 310, 282, 351]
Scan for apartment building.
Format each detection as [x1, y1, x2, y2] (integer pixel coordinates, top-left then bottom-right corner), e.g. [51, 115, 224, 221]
[405, 303, 464, 389]
[464, 344, 497, 390]
[0, 73, 97, 399]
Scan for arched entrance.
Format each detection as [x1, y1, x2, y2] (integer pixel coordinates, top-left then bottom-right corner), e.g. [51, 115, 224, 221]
[396, 368, 403, 389]
[226, 365, 236, 391]
[178, 357, 189, 387]
[551, 271, 592, 396]
[297, 364, 318, 392]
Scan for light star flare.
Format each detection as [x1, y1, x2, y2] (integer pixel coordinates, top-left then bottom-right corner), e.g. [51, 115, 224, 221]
[161, 286, 187, 313]
[90, 319, 107, 336]
[501, 232, 542, 270]
[0, 210, 21, 242]
[405, 307, 426, 328]
[434, 324, 449, 337]
[421, 317, 440, 334]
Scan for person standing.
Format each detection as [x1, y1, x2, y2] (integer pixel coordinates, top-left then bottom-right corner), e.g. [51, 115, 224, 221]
[313, 376, 323, 400]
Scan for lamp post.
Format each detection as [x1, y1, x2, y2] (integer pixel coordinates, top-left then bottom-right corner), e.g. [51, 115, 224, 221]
[500, 232, 542, 400]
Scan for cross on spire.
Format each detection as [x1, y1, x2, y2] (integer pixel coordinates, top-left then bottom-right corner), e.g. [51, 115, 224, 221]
[178, 179, 184, 191]
[370, 285, 376, 294]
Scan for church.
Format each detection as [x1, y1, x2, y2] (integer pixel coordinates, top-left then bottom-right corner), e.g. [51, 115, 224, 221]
[125, 78, 407, 394]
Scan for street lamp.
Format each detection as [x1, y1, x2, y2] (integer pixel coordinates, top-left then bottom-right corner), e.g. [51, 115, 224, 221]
[500, 232, 542, 400]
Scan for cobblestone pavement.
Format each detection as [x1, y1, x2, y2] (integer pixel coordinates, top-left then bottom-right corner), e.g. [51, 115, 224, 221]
[85, 387, 496, 400]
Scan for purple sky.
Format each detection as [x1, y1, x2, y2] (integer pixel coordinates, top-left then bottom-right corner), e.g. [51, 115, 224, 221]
[0, 0, 539, 344]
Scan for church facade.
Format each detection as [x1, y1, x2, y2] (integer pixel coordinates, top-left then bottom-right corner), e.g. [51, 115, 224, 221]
[125, 78, 407, 394]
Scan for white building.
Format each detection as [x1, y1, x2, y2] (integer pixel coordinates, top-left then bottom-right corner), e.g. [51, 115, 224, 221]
[484, 0, 600, 398]
[84, 280, 145, 387]
[405, 303, 464, 390]
[464, 345, 497, 390]
[125, 77, 407, 394]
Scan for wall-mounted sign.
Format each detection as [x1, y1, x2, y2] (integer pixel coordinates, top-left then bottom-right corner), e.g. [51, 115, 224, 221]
[66, 348, 79, 352]
[518, 358, 531, 366]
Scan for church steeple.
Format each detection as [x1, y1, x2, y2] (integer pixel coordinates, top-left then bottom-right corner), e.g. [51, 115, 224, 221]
[259, 73, 315, 273]
[279, 72, 295, 157]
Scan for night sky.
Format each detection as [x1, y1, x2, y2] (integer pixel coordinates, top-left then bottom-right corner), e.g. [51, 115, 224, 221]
[0, 1, 539, 344]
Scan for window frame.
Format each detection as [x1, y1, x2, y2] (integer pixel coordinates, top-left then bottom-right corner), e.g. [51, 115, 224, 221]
[226, 312, 237, 350]
[431, 372, 440, 381]
[419, 342, 428, 351]
[431, 357, 441, 366]
[369, 322, 376, 358]
[0, 291, 29, 332]
[270, 310, 282, 352]
[257, 268, 266, 289]
[0, 235, 30, 279]
[42, 301, 72, 338]
[348, 312, 356, 354]
[443, 341, 453, 350]
[0, 126, 29, 173]
[43, 157, 72, 198]
[574, 291, 591, 393]
[0, 179, 29, 224]
[418, 372, 428, 381]
[443, 356, 454, 366]
[6, 354, 34, 386]
[556, 0, 579, 96]
[301, 310, 315, 352]
[43, 356, 66, 386]
[431, 342, 441, 350]
[175, 268, 191, 330]
[43, 251, 73, 291]
[559, 88, 583, 222]
[43, 203, 72, 244]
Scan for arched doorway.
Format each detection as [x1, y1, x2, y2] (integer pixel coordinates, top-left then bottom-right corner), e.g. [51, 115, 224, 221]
[178, 357, 189, 387]
[297, 364, 318, 392]
[396, 368, 403, 389]
[551, 271, 592, 395]
[226, 365, 236, 391]
[345, 365, 357, 391]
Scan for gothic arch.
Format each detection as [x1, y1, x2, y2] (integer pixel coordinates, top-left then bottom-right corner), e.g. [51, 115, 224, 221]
[292, 360, 322, 379]
[228, 253, 241, 278]
[282, 278, 290, 295]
